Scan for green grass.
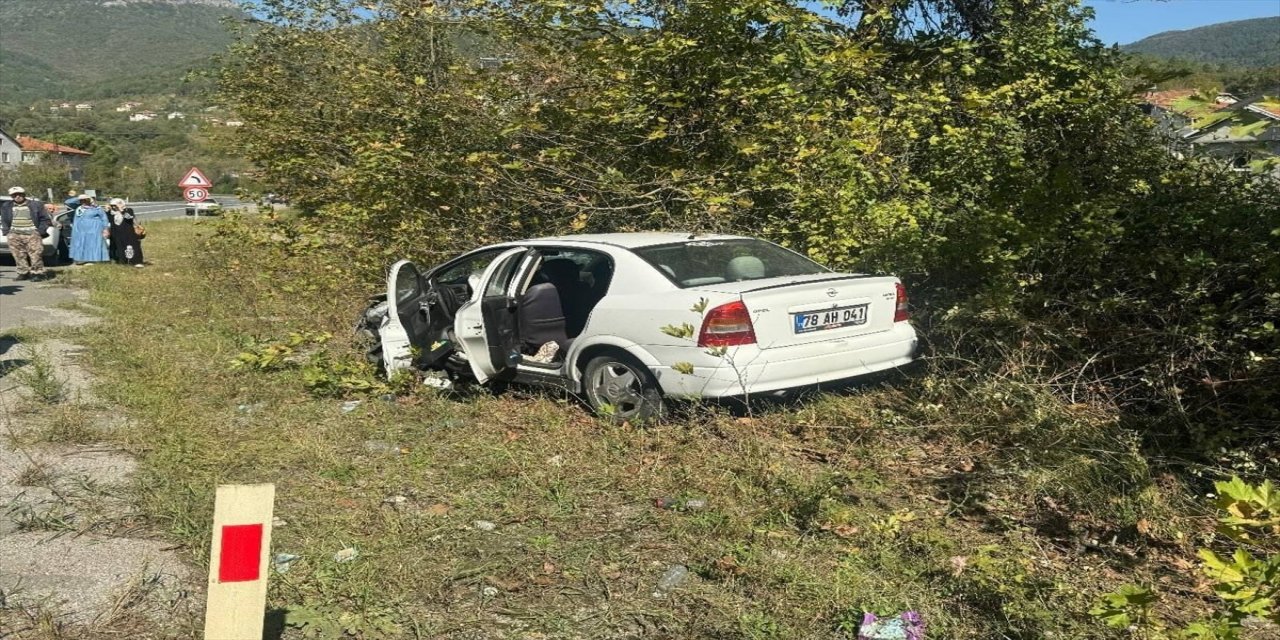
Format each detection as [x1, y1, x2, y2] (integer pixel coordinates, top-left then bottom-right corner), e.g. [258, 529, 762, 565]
[60, 218, 1215, 638]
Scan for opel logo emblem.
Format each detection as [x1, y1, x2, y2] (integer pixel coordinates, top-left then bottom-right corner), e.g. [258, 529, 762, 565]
[826, 288, 838, 298]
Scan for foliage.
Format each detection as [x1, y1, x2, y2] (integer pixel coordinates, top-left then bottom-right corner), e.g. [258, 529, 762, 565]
[230, 330, 330, 371]
[0, 158, 74, 205]
[284, 603, 401, 639]
[1091, 477, 1280, 638]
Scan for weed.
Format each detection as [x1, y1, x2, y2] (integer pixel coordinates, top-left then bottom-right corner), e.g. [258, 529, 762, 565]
[35, 405, 101, 444]
[16, 463, 54, 487]
[12, 346, 67, 404]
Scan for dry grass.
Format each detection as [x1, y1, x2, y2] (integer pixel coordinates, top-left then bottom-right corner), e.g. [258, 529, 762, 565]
[53, 218, 1215, 638]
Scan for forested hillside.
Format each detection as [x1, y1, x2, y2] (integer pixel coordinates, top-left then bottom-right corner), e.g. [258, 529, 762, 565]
[1122, 16, 1280, 68]
[0, 0, 238, 104]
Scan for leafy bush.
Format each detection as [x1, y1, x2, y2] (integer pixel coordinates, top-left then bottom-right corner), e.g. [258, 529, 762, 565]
[1091, 477, 1280, 638]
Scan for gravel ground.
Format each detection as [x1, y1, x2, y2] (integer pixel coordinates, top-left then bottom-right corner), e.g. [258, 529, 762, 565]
[0, 260, 197, 635]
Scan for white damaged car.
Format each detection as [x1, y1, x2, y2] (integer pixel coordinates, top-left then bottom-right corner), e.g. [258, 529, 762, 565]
[360, 233, 917, 421]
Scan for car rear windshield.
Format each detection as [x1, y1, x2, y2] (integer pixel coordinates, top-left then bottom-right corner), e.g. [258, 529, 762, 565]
[633, 239, 830, 288]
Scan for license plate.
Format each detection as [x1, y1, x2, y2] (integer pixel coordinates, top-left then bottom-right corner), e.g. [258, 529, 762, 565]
[793, 304, 869, 334]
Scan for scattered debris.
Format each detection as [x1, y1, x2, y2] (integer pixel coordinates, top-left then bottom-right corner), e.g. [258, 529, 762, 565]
[547, 454, 564, 467]
[333, 547, 360, 563]
[272, 516, 288, 528]
[473, 520, 497, 532]
[363, 440, 404, 455]
[654, 497, 707, 511]
[527, 341, 560, 364]
[858, 611, 924, 640]
[481, 586, 499, 597]
[341, 400, 362, 413]
[273, 553, 299, 574]
[379, 393, 396, 403]
[236, 402, 266, 414]
[652, 564, 688, 597]
[422, 371, 453, 390]
[425, 503, 451, 517]
[383, 495, 409, 509]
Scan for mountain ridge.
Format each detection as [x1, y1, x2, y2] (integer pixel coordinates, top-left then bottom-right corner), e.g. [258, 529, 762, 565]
[0, 0, 241, 105]
[1121, 17, 1280, 69]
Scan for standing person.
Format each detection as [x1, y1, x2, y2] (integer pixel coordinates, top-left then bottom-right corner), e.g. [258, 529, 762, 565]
[106, 198, 144, 267]
[68, 194, 110, 265]
[1, 187, 52, 281]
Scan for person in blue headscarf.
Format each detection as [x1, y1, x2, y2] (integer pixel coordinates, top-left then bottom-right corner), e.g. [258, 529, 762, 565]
[69, 194, 110, 264]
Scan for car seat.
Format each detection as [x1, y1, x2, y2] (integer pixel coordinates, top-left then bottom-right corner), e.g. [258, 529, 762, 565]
[540, 259, 590, 336]
[518, 282, 570, 355]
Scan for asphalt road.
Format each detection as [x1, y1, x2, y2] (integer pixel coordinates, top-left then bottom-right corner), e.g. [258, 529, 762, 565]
[118, 195, 250, 220]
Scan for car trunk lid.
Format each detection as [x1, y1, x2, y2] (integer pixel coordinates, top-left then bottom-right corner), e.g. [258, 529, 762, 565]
[694, 274, 899, 349]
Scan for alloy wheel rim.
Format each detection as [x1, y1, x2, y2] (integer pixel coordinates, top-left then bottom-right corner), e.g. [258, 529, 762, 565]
[591, 361, 645, 418]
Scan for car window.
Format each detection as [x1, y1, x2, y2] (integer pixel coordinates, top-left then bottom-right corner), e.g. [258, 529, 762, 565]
[533, 249, 612, 288]
[432, 248, 509, 287]
[632, 239, 829, 287]
[486, 252, 526, 297]
[394, 263, 421, 304]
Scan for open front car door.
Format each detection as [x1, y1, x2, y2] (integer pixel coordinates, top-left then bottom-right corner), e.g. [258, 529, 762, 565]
[381, 260, 435, 375]
[453, 248, 540, 384]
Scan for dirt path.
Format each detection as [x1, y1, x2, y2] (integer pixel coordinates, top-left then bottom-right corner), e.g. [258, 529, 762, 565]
[0, 263, 196, 639]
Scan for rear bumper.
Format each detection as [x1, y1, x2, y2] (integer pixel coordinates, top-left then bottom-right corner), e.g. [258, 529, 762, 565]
[651, 323, 918, 398]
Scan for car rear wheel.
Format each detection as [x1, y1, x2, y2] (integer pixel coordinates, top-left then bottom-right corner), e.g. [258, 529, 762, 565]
[583, 354, 662, 423]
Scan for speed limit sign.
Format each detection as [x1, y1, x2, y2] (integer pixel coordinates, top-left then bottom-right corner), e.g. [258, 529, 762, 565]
[184, 187, 209, 202]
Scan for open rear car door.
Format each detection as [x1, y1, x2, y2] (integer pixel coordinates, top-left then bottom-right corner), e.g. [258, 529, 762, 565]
[453, 248, 540, 383]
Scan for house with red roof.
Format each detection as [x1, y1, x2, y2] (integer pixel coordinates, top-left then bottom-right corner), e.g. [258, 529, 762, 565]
[14, 135, 93, 183]
[1141, 89, 1280, 176]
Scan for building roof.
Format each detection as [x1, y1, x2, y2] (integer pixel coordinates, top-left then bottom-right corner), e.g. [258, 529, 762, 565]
[17, 136, 92, 156]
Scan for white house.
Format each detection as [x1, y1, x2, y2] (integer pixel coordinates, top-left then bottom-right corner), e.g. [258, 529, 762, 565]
[116, 101, 143, 112]
[129, 111, 158, 122]
[224, 120, 245, 127]
[0, 127, 22, 172]
[167, 112, 186, 120]
[75, 103, 93, 112]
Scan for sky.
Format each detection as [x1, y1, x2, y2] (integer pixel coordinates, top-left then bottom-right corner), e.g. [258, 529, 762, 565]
[1085, 0, 1280, 45]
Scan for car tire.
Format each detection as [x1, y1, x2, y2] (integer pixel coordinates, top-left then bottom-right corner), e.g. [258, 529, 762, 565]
[582, 353, 663, 424]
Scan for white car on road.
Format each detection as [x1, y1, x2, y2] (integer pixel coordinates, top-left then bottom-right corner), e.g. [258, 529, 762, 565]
[0, 198, 69, 261]
[363, 233, 917, 421]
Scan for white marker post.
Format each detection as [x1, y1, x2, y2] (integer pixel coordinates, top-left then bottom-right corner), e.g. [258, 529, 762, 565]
[204, 483, 275, 640]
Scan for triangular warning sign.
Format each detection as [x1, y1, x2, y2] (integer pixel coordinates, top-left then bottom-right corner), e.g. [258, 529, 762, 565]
[180, 166, 213, 188]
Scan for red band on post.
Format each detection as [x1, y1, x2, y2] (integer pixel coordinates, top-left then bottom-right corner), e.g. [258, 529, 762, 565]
[218, 523, 263, 582]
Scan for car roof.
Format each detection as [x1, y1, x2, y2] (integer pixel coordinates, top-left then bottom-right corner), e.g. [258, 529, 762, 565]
[526, 232, 750, 249]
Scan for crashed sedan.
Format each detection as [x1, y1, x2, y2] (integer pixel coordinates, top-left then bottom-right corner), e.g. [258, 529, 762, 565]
[360, 233, 917, 421]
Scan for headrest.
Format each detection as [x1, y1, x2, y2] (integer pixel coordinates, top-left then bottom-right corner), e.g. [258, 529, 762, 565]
[540, 259, 579, 284]
[727, 256, 765, 281]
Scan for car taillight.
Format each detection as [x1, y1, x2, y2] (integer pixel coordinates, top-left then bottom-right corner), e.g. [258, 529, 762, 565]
[698, 300, 757, 347]
[894, 282, 910, 322]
